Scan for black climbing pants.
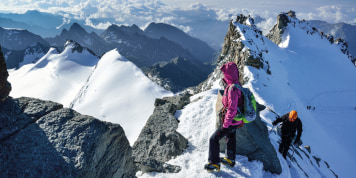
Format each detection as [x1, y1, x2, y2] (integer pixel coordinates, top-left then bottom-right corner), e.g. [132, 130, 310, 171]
[208, 126, 238, 164]
[279, 135, 293, 159]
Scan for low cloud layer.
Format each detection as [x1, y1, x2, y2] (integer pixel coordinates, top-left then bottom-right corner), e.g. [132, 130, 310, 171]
[298, 5, 356, 24]
[1, 0, 355, 32]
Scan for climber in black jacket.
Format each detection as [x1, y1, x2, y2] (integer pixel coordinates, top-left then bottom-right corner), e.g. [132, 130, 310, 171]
[272, 110, 302, 159]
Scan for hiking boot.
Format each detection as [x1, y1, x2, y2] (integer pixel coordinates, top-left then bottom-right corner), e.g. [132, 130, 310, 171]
[220, 157, 235, 167]
[204, 163, 220, 172]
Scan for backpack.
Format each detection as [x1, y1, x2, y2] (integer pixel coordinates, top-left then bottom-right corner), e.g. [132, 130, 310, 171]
[230, 84, 257, 123]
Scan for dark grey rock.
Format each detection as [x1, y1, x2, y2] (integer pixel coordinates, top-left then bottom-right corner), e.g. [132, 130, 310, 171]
[140, 158, 181, 173]
[0, 97, 137, 178]
[0, 45, 11, 102]
[132, 94, 190, 173]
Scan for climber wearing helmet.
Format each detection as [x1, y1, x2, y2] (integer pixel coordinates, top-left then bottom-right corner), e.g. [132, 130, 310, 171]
[272, 110, 303, 159]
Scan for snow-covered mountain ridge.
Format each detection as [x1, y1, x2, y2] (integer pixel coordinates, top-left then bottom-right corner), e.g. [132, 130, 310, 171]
[187, 11, 356, 177]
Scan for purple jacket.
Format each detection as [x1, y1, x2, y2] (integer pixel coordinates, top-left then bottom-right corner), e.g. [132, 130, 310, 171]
[220, 62, 243, 128]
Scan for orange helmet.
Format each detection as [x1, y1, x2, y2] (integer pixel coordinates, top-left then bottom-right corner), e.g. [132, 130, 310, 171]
[289, 110, 298, 122]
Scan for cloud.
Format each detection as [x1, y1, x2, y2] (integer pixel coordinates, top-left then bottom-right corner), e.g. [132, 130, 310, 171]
[256, 17, 276, 35]
[2, 0, 355, 34]
[298, 5, 356, 24]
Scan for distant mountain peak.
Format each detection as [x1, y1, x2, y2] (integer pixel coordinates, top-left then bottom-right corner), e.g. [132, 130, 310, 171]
[144, 22, 216, 63]
[24, 10, 41, 15]
[106, 24, 143, 35]
[69, 23, 87, 34]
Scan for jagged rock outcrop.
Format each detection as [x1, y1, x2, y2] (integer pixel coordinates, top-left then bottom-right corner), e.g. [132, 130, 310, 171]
[132, 93, 190, 173]
[266, 11, 293, 45]
[0, 45, 11, 102]
[64, 39, 97, 56]
[194, 14, 269, 94]
[0, 97, 136, 177]
[218, 14, 268, 82]
[219, 14, 265, 72]
[216, 90, 282, 174]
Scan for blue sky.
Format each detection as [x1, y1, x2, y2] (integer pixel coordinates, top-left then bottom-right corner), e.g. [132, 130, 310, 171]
[1, 0, 355, 29]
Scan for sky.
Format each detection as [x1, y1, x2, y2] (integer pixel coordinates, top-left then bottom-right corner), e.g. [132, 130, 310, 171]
[1, 0, 356, 29]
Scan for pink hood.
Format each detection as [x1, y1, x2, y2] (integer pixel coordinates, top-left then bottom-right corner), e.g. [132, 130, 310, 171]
[220, 62, 243, 128]
[220, 62, 239, 86]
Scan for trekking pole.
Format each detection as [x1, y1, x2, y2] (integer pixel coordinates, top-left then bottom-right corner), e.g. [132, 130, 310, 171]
[288, 144, 297, 168]
[267, 107, 280, 134]
[267, 107, 280, 118]
[291, 144, 296, 158]
[269, 125, 275, 134]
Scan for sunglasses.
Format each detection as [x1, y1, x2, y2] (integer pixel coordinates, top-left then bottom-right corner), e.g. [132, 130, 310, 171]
[289, 117, 296, 122]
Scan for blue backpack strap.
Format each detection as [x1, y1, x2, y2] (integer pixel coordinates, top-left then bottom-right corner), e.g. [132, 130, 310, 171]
[228, 84, 243, 115]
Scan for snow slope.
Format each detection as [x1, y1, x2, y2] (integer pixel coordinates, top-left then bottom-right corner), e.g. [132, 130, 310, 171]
[70, 49, 172, 143]
[253, 17, 356, 178]
[8, 43, 99, 106]
[8, 46, 172, 145]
